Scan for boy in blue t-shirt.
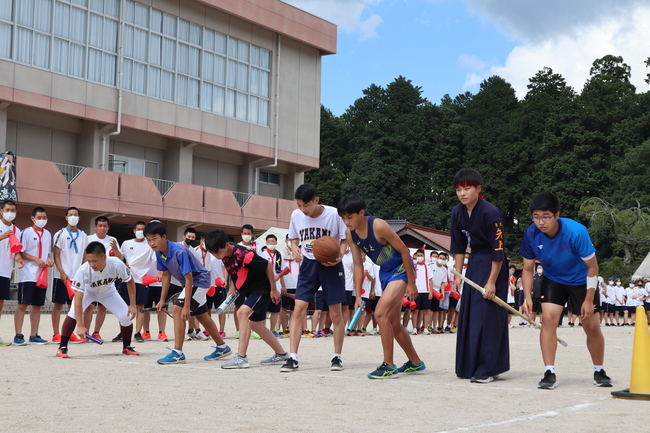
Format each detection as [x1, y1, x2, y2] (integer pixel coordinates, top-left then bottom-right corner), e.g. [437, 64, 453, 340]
[520, 192, 611, 389]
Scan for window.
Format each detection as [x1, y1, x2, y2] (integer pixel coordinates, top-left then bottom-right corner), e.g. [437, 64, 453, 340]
[259, 171, 279, 185]
[109, 153, 158, 178]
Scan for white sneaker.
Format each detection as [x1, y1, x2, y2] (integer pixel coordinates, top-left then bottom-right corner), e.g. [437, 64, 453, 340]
[221, 353, 250, 369]
[184, 333, 192, 341]
[368, 328, 379, 335]
[423, 328, 431, 335]
[0, 337, 10, 346]
[260, 352, 290, 365]
[410, 328, 418, 335]
[195, 331, 209, 341]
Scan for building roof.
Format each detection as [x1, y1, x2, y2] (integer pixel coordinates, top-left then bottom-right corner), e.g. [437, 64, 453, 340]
[385, 220, 453, 252]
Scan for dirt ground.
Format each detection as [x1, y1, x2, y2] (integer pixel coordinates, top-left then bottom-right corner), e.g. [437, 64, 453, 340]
[0, 313, 648, 432]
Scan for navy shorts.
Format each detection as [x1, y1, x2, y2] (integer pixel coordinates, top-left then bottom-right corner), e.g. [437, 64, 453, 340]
[0, 276, 11, 300]
[268, 294, 281, 313]
[167, 283, 183, 300]
[415, 293, 431, 310]
[430, 298, 440, 312]
[295, 258, 345, 306]
[52, 278, 72, 305]
[210, 287, 227, 311]
[371, 296, 381, 311]
[449, 296, 458, 310]
[362, 298, 372, 313]
[281, 288, 296, 310]
[242, 292, 270, 322]
[173, 287, 208, 316]
[345, 291, 355, 310]
[205, 293, 217, 310]
[119, 283, 148, 305]
[646, 302, 650, 312]
[147, 287, 162, 307]
[314, 291, 329, 311]
[18, 281, 46, 306]
[235, 292, 246, 307]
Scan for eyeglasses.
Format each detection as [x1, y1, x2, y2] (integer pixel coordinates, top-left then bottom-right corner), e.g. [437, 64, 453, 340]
[531, 215, 555, 222]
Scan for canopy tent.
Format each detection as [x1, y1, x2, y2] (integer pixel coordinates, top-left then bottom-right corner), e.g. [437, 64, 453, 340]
[632, 251, 650, 279]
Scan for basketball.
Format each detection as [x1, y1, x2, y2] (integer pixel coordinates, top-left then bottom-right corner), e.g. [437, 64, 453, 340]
[312, 236, 340, 264]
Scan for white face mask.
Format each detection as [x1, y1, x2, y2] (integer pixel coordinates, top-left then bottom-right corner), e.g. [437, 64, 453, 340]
[67, 216, 79, 227]
[135, 230, 144, 240]
[266, 244, 276, 251]
[616, 282, 621, 286]
[437, 259, 448, 266]
[629, 283, 635, 288]
[3, 212, 16, 222]
[416, 257, 424, 263]
[242, 235, 252, 243]
[463, 258, 468, 265]
[537, 269, 543, 275]
[509, 270, 515, 275]
[34, 219, 47, 229]
[608, 282, 614, 286]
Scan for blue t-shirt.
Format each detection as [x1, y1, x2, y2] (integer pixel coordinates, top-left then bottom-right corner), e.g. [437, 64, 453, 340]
[519, 218, 596, 286]
[156, 241, 211, 288]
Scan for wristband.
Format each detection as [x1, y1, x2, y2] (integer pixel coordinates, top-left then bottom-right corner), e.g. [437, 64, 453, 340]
[586, 276, 598, 290]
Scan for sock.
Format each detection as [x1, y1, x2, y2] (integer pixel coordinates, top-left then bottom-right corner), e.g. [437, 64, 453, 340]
[290, 353, 298, 361]
[173, 348, 183, 355]
[217, 343, 227, 349]
[545, 365, 555, 374]
[594, 365, 604, 372]
[333, 353, 341, 359]
[120, 324, 133, 348]
[59, 336, 70, 349]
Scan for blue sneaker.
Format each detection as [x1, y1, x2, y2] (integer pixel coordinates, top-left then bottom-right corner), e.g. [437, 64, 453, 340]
[204, 345, 232, 361]
[157, 348, 186, 365]
[12, 334, 27, 346]
[368, 362, 398, 379]
[397, 360, 426, 374]
[28, 335, 48, 345]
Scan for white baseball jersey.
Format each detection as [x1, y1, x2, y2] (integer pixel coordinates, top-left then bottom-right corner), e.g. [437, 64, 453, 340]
[53, 227, 89, 279]
[0, 221, 21, 279]
[71, 257, 132, 295]
[121, 238, 156, 284]
[288, 205, 346, 261]
[18, 226, 52, 283]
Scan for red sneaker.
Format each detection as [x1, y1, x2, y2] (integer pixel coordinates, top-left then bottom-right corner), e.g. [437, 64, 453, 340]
[51, 334, 61, 343]
[122, 346, 140, 356]
[157, 331, 169, 342]
[69, 333, 85, 344]
[142, 331, 152, 341]
[91, 332, 103, 343]
[56, 348, 69, 358]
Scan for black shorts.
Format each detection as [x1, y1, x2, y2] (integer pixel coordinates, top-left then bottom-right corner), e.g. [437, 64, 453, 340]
[268, 294, 281, 313]
[346, 291, 355, 310]
[314, 290, 329, 312]
[235, 292, 246, 307]
[449, 296, 458, 310]
[18, 281, 46, 306]
[0, 276, 11, 300]
[541, 276, 594, 313]
[208, 287, 227, 310]
[415, 293, 431, 310]
[371, 296, 381, 311]
[646, 302, 650, 312]
[281, 288, 296, 310]
[429, 298, 440, 312]
[52, 278, 72, 305]
[119, 283, 148, 305]
[363, 298, 372, 313]
[242, 292, 270, 322]
[532, 298, 542, 314]
[147, 287, 162, 308]
[173, 287, 208, 316]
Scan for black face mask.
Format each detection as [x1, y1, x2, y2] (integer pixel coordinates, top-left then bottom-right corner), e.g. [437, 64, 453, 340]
[185, 239, 199, 248]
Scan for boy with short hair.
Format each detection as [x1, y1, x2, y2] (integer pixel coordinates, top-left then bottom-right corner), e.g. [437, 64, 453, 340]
[14, 207, 52, 345]
[56, 242, 139, 358]
[411, 249, 431, 335]
[145, 221, 231, 364]
[205, 229, 288, 368]
[0, 200, 22, 345]
[281, 184, 351, 372]
[428, 252, 448, 333]
[51, 207, 88, 343]
[520, 191, 611, 389]
[338, 194, 425, 379]
[451, 169, 510, 383]
[178, 227, 207, 340]
[234, 224, 261, 339]
[261, 234, 286, 335]
[280, 233, 298, 337]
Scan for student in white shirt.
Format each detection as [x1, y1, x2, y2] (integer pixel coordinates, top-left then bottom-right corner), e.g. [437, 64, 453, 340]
[428, 252, 448, 333]
[280, 234, 300, 337]
[613, 278, 626, 326]
[13, 207, 53, 345]
[51, 207, 88, 343]
[367, 263, 382, 335]
[411, 249, 431, 335]
[0, 200, 23, 346]
[260, 235, 286, 336]
[356, 252, 375, 335]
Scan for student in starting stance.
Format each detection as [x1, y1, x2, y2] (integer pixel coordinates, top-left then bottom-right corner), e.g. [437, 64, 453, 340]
[338, 194, 425, 379]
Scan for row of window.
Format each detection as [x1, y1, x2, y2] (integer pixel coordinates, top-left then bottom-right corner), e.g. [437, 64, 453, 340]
[0, 0, 272, 126]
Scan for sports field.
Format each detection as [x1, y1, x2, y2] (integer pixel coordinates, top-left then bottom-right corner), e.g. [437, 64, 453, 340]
[0, 315, 647, 432]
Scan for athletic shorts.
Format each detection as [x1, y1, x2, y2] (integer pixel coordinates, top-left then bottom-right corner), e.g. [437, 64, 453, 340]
[52, 278, 72, 305]
[605, 303, 615, 314]
[429, 298, 440, 312]
[173, 286, 208, 316]
[0, 276, 10, 300]
[532, 298, 542, 314]
[18, 281, 46, 306]
[345, 291, 355, 310]
[281, 288, 296, 310]
[268, 294, 281, 313]
[623, 306, 637, 314]
[449, 296, 458, 310]
[209, 287, 227, 311]
[167, 283, 183, 300]
[378, 263, 408, 290]
[205, 293, 216, 310]
[646, 301, 650, 311]
[540, 276, 594, 313]
[242, 292, 270, 322]
[370, 296, 381, 312]
[295, 258, 346, 306]
[314, 290, 329, 312]
[117, 281, 129, 303]
[119, 283, 148, 306]
[507, 302, 516, 309]
[362, 297, 372, 313]
[147, 287, 162, 307]
[415, 293, 431, 310]
[235, 292, 246, 307]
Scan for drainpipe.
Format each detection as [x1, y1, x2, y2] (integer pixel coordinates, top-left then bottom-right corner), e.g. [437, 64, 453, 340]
[254, 33, 281, 195]
[100, 0, 125, 170]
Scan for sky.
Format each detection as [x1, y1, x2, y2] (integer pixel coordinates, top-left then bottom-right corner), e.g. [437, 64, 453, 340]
[282, 0, 650, 116]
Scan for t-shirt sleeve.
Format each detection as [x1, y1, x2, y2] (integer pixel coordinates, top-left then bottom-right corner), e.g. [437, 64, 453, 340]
[572, 224, 596, 260]
[336, 216, 347, 240]
[53, 230, 64, 249]
[519, 226, 536, 260]
[288, 211, 299, 240]
[118, 260, 133, 282]
[71, 266, 87, 292]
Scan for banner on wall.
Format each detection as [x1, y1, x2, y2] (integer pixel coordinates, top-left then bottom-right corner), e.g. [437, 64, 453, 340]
[0, 152, 17, 202]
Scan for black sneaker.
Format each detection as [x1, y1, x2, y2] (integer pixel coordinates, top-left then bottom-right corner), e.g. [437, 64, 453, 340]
[538, 370, 557, 389]
[112, 333, 122, 342]
[593, 369, 612, 387]
[568, 322, 574, 327]
[134, 332, 144, 343]
[280, 357, 299, 373]
[331, 356, 343, 371]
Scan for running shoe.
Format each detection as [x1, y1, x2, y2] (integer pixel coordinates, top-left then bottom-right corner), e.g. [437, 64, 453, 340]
[112, 333, 122, 342]
[195, 330, 209, 341]
[204, 345, 232, 361]
[158, 331, 169, 342]
[51, 334, 61, 343]
[444, 326, 451, 333]
[272, 331, 281, 338]
[470, 375, 494, 383]
[221, 353, 250, 369]
[313, 331, 322, 338]
[90, 332, 103, 343]
[322, 328, 331, 336]
[56, 347, 69, 358]
[508, 323, 514, 329]
[122, 346, 140, 355]
[423, 327, 431, 335]
[235, 331, 240, 339]
[184, 333, 192, 341]
[331, 356, 343, 371]
[368, 362, 398, 379]
[283, 328, 291, 338]
[157, 348, 186, 364]
[594, 370, 612, 387]
[280, 357, 299, 372]
[346, 329, 354, 336]
[369, 328, 379, 335]
[0, 337, 10, 346]
[410, 328, 418, 335]
[251, 331, 261, 339]
[203, 330, 210, 338]
[538, 370, 557, 389]
[70, 333, 85, 344]
[29, 335, 48, 345]
[219, 331, 226, 338]
[303, 329, 314, 338]
[451, 326, 457, 333]
[187, 330, 198, 339]
[397, 360, 426, 374]
[134, 332, 145, 343]
[142, 331, 152, 341]
[261, 352, 290, 365]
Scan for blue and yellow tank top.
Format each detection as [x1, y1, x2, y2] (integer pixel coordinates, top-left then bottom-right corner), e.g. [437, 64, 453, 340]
[350, 216, 404, 271]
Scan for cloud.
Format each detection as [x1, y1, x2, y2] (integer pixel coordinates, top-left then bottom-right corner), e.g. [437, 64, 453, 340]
[282, 0, 383, 40]
[462, 2, 650, 98]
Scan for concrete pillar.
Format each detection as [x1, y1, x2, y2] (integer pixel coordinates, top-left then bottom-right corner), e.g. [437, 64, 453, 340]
[163, 140, 194, 184]
[0, 103, 8, 153]
[76, 121, 103, 169]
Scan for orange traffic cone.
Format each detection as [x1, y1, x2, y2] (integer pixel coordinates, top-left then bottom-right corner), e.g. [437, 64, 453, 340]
[612, 306, 650, 400]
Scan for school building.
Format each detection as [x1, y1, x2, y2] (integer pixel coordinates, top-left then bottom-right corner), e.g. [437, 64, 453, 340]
[0, 0, 336, 240]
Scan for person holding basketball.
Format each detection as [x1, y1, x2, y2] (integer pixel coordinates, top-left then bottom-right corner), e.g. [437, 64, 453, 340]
[55, 241, 139, 358]
[144, 221, 231, 365]
[281, 184, 354, 372]
[337, 194, 425, 379]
